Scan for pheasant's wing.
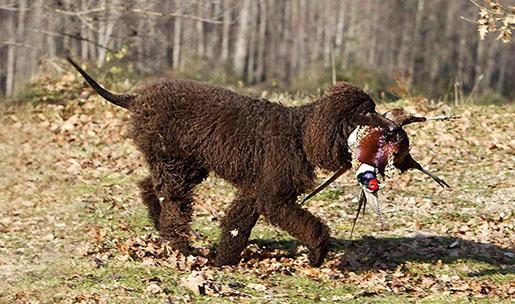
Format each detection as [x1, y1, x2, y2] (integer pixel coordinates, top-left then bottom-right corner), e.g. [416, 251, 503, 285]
[395, 154, 450, 188]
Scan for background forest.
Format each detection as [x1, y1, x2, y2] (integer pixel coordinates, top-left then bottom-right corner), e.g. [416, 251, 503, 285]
[0, 0, 514, 102]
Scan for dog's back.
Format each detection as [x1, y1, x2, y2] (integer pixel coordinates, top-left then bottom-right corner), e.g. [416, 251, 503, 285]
[129, 79, 306, 187]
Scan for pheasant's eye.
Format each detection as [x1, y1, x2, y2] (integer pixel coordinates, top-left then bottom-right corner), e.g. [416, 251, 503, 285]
[363, 172, 375, 180]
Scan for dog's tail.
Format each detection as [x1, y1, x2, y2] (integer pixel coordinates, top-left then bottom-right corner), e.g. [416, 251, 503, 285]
[66, 57, 135, 109]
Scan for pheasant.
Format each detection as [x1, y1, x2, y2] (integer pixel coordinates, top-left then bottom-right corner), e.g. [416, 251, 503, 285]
[302, 108, 456, 236]
[349, 108, 451, 190]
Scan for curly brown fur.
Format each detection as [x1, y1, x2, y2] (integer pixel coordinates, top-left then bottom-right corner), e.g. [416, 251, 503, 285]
[68, 57, 397, 266]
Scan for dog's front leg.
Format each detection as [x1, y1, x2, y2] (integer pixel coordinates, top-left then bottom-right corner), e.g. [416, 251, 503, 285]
[258, 194, 330, 266]
[215, 193, 259, 266]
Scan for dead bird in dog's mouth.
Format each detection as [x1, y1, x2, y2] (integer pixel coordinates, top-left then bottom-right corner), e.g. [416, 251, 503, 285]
[301, 108, 458, 237]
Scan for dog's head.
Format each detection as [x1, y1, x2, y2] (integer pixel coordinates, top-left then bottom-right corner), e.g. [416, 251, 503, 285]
[323, 83, 398, 133]
[303, 83, 398, 171]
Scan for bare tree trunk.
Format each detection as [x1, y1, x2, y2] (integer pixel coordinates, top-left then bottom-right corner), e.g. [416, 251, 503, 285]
[6, 9, 17, 96]
[62, 0, 71, 52]
[206, 1, 221, 59]
[496, 46, 508, 92]
[97, 0, 120, 67]
[173, 1, 183, 70]
[483, 40, 498, 89]
[334, 1, 345, 56]
[6, 0, 28, 96]
[289, 0, 299, 76]
[196, 3, 205, 57]
[397, 14, 410, 75]
[233, 0, 250, 78]
[221, 0, 231, 62]
[30, 0, 44, 78]
[408, 0, 425, 83]
[474, 40, 485, 90]
[80, 0, 89, 60]
[312, 2, 323, 62]
[367, 3, 378, 66]
[342, 0, 357, 70]
[323, 2, 336, 68]
[280, 0, 291, 83]
[255, 0, 267, 82]
[246, 0, 258, 83]
[297, 0, 307, 73]
[180, 16, 192, 71]
[136, 13, 146, 71]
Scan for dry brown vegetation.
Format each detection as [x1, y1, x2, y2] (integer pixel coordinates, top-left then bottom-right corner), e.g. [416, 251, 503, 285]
[0, 77, 513, 303]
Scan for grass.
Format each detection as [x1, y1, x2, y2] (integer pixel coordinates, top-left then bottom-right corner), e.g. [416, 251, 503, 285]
[0, 94, 513, 303]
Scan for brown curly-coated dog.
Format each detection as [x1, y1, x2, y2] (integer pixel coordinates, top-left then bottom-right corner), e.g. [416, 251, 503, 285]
[68, 58, 398, 266]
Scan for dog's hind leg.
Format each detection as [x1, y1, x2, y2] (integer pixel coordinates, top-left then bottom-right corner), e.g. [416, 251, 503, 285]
[215, 192, 259, 266]
[259, 194, 330, 266]
[149, 161, 208, 255]
[138, 176, 161, 228]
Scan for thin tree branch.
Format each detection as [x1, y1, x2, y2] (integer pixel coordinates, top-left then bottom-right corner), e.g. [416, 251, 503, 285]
[54, 7, 106, 16]
[0, 5, 30, 12]
[2, 41, 39, 50]
[469, 0, 512, 16]
[131, 8, 229, 24]
[27, 28, 118, 53]
[47, 5, 105, 33]
[460, 16, 479, 24]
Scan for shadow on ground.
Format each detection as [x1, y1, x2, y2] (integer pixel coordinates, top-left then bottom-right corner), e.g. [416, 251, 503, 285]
[247, 236, 514, 276]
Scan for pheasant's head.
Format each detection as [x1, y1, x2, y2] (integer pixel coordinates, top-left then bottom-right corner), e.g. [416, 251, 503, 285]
[356, 163, 380, 193]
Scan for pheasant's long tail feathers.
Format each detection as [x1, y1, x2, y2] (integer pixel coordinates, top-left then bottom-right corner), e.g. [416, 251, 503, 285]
[350, 190, 367, 239]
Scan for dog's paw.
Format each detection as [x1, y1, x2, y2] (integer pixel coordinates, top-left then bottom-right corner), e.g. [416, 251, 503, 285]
[213, 255, 241, 267]
[307, 240, 329, 267]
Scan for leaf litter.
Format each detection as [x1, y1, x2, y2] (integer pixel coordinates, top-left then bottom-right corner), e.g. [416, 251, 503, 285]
[0, 78, 514, 302]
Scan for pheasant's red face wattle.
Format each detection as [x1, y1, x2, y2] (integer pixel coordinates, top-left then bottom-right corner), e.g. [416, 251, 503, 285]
[367, 178, 379, 192]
